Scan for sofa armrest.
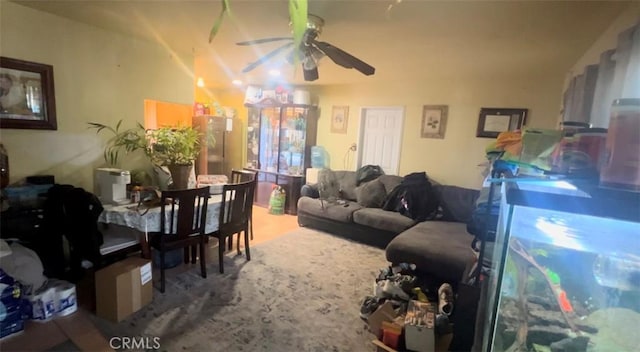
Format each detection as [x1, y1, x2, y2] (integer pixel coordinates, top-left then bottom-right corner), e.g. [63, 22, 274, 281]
[301, 184, 320, 199]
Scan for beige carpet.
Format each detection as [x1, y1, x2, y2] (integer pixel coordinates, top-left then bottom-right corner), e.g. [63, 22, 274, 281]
[91, 227, 389, 352]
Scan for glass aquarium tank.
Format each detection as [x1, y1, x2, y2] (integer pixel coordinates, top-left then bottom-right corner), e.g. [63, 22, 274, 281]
[482, 179, 640, 352]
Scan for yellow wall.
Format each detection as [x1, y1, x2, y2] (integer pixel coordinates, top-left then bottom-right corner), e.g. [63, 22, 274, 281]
[312, 75, 564, 189]
[0, 2, 194, 190]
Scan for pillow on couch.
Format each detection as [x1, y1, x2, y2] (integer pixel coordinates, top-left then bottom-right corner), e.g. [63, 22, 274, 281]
[355, 178, 387, 208]
[434, 185, 480, 223]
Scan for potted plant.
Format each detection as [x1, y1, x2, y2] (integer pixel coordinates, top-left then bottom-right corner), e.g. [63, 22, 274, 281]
[88, 121, 202, 189]
[146, 125, 201, 189]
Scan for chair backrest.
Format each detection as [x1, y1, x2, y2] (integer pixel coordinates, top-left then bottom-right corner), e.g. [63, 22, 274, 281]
[230, 169, 257, 184]
[218, 180, 255, 234]
[160, 187, 210, 238]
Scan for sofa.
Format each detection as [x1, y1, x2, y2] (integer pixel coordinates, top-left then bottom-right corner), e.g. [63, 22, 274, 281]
[297, 169, 480, 283]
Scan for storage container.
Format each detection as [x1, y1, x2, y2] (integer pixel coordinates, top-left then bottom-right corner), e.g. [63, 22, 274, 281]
[600, 98, 640, 191]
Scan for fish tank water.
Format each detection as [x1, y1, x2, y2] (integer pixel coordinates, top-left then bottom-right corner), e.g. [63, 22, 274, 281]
[481, 179, 640, 352]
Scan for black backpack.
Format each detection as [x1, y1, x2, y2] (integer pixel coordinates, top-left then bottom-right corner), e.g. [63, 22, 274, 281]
[382, 172, 439, 221]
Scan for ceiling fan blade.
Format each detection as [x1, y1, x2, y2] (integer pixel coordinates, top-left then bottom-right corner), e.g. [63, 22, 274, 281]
[311, 40, 375, 76]
[285, 48, 296, 65]
[236, 37, 293, 46]
[241, 42, 295, 73]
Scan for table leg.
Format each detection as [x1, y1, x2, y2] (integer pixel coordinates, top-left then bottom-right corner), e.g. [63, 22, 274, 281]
[140, 232, 151, 259]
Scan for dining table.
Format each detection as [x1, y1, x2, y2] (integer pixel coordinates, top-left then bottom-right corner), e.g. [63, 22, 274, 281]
[97, 194, 222, 259]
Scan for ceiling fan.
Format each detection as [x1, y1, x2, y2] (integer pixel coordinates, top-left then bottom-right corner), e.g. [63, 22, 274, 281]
[236, 14, 375, 81]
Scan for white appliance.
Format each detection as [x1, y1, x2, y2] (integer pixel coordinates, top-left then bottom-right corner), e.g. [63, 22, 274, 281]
[96, 168, 131, 205]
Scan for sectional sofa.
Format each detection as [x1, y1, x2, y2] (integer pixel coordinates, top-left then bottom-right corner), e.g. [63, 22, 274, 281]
[297, 169, 480, 283]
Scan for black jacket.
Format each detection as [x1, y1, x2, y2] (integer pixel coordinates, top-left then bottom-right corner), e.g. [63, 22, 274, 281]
[41, 184, 104, 278]
[382, 172, 438, 222]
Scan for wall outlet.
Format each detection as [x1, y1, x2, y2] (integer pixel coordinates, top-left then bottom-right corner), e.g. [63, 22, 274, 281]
[350, 143, 357, 151]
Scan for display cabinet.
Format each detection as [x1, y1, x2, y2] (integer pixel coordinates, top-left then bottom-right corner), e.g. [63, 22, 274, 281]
[245, 102, 318, 215]
[480, 179, 640, 352]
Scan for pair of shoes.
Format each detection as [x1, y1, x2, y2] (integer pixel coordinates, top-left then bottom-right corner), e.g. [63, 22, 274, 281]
[360, 296, 381, 320]
[438, 283, 454, 316]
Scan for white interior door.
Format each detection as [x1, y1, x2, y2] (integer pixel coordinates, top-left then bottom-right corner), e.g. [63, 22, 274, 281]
[357, 107, 404, 175]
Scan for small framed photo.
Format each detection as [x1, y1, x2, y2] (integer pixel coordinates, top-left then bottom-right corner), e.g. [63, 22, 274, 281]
[330, 105, 349, 134]
[0, 56, 57, 130]
[476, 107, 527, 138]
[421, 105, 448, 139]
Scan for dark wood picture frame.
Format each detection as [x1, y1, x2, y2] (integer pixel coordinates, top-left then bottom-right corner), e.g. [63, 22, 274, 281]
[0, 56, 57, 130]
[476, 107, 527, 138]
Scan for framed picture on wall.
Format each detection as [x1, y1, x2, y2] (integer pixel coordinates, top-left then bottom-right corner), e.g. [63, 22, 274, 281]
[476, 107, 527, 138]
[421, 105, 448, 139]
[330, 105, 349, 134]
[0, 56, 57, 130]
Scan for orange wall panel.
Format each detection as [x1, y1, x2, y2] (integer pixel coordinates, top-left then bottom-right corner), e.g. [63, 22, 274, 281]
[144, 99, 192, 129]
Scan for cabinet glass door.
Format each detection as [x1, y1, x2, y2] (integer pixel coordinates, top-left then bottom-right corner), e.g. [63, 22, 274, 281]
[258, 107, 281, 172]
[246, 108, 260, 169]
[279, 107, 307, 176]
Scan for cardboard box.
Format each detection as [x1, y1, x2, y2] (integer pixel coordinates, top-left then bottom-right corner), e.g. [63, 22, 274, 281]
[95, 257, 153, 322]
[372, 338, 398, 352]
[367, 301, 398, 338]
[0, 310, 113, 352]
[404, 300, 435, 352]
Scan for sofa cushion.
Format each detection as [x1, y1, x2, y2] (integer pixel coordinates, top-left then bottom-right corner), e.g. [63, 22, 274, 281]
[355, 179, 387, 208]
[353, 208, 417, 233]
[385, 221, 475, 282]
[434, 185, 480, 223]
[317, 170, 359, 201]
[333, 171, 358, 201]
[378, 175, 403, 194]
[297, 197, 363, 223]
[317, 169, 340, 200]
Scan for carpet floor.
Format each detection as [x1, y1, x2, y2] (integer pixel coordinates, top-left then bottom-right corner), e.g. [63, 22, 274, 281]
[91, 227, 389, 352]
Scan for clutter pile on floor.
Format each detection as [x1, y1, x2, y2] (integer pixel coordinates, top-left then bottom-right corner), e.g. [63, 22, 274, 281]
[360, 264, 455, 352]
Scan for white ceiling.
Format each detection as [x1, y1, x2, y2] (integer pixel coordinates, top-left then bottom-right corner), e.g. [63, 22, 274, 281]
[12, 0, 630, 89]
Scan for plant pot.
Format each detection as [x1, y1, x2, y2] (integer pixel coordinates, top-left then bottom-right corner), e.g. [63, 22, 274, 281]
[168, 164, 192, 190]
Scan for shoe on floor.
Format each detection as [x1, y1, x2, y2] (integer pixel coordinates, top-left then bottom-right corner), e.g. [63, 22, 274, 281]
[360, 296, 381, 320]
[438, 283, 454, 316]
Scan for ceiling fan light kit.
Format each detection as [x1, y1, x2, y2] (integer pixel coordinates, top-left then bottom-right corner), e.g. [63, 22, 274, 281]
[237, 14, 375, 81]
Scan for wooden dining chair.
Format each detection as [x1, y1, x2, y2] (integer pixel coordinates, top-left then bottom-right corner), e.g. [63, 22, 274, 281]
[150, 186, 209, 293]
[208, 179, 255, 273]
[230, 169, 257, 241]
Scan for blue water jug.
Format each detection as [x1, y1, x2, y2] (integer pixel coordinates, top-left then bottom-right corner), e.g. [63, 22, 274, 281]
[311, 146, 327, 168]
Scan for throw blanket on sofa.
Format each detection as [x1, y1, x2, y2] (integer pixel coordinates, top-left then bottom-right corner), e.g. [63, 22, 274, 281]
[382, 172, 438, 221]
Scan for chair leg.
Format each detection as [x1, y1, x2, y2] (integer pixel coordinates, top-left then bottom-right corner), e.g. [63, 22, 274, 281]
[249, 217, 254, 240]
[227, 235, 233, 251]
[200, 237, 207, 278]
[244, 229, 251, 261]
[160, 250, 166, 293]
[218, 237, 224, 274]
[191, 245, 197, 264]
[236, 232, 241, 255]
[184, 247, 190, 264]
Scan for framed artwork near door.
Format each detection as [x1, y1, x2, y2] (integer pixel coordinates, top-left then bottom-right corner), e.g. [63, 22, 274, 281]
[476, 107, 527, 138]
[0, 56, 57, 130]
[330, 105, 349, 134]
[421, 105, 448, 139]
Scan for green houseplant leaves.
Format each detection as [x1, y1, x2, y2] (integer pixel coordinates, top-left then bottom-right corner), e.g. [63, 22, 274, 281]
[88, 121, 201, 167]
